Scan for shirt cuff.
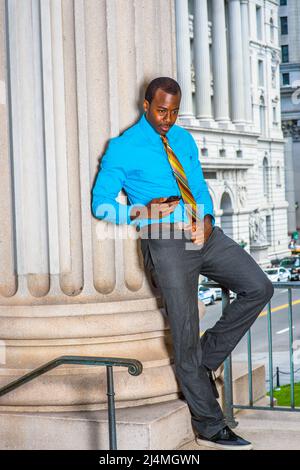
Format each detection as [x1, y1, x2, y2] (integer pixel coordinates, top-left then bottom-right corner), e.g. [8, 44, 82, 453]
[204, 213, 215, 226]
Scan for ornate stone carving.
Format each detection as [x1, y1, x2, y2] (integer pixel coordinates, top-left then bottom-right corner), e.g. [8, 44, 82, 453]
[271, 49, 280, 65]
[237, 184, 247, 207]
[282, 120, 300, 141]
[249, 209, 268, 245]
[224, 180, 230, 190]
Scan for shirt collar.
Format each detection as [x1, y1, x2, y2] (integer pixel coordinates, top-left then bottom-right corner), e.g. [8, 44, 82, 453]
[138, 113, 176, 144]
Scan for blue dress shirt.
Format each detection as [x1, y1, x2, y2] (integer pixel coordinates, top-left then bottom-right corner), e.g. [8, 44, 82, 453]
[92, 113, 214, 229]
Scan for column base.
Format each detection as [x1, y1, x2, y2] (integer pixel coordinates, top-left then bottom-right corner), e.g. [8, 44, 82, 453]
[217, 120, 235, 131]
[178, 116, 195, 126]
[234, 122, 247, 132]
[0, 361, 266, 449]
[0, 399, 194, 450]
[243, 123, 258, 134]
[197, 119, 215, 129]
[0, 359, 179, 411]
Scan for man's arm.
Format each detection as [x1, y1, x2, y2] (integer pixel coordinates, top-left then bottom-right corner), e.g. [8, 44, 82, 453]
[92, 140, 140, 225]
[92, 141, 179, 226]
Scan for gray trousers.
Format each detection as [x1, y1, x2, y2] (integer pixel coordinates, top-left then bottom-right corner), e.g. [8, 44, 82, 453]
[140, 225, 274, 438]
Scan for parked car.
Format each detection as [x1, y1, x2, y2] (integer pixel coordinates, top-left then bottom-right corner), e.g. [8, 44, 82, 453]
[270, 258, 282, 267]
[198, 286, 215, 305]
[210, 286, 222, 300]
[200, 277, 235, 300]
[279, 256, 300, 281]
[264, 267, 291, 282]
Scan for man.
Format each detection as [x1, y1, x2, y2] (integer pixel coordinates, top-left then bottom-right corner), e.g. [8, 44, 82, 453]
[92, 77, 274, 450]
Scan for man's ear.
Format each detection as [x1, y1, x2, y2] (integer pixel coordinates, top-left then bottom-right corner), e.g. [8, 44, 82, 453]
[143, 99, 149, 114]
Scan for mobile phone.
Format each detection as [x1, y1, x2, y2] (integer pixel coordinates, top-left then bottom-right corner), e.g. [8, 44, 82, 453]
[164, 195, 181, 203]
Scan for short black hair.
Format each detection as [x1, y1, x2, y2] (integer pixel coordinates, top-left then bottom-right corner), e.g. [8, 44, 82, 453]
[145, 77, 181, 104]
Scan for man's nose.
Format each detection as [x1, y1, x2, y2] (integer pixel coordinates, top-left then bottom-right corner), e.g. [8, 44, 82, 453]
[164, 112, 172, 124]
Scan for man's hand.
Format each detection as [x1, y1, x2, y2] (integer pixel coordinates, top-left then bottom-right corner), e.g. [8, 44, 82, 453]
[129, 197, 180, 222]
[182, 215, 213, 245]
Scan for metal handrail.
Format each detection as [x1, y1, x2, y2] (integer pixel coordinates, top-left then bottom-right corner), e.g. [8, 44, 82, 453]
[0, 355, 143, 450]
[202, 280, 300, 425]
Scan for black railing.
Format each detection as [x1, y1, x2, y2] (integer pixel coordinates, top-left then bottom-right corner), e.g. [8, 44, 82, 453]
[0, 355, 143, 450]
[202, 281, 300, 427]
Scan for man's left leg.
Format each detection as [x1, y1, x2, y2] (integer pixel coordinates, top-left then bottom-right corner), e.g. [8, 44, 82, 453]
[141, 227, 256, 449]
[140, 233, 227, 438]
[198, 226, 274, 372]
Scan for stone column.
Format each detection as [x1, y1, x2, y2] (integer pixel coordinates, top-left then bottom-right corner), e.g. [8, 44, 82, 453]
[282, 121, 297, 234]
[0, 0, 186, 437]
[228, 0, 245, 125]
[175, 0, 193, 117]
[0, 0, 16, 298]
[211, 0, 230, 123]
[193, 0, 212, 122]
[241, 0, 252, 124]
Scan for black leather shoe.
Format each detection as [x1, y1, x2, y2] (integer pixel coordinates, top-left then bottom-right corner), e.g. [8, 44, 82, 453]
[206, 368, 220, 399]
[195, 425, 253, 450]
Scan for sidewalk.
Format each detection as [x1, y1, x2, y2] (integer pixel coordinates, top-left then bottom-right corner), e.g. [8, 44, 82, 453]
[177, 406, 300, 450]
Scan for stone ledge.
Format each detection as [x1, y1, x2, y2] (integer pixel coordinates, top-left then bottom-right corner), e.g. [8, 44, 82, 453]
[0, 361, 267, 449]
[0, 399, 193, 450]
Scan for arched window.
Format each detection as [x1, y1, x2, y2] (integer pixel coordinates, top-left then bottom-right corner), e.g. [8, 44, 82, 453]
[259, 96, 266, 136]
[263, 156, 270, 199]
[276, 162, 281, 186]
[270, 17, 275, 43]
[220, 192, 234, 239]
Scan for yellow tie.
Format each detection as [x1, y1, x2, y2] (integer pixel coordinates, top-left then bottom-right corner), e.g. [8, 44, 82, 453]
[161, 135, 201, 227]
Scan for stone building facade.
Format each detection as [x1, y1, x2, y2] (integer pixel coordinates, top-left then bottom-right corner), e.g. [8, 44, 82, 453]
[176, 0, 288, 264]
[279, 0, 300, 234]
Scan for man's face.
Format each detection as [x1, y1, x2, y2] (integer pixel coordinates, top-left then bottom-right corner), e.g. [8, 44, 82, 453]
[143, 88, 181, 135]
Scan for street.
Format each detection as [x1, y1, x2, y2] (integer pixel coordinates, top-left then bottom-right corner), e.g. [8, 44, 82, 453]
[200, 285, 300, 391]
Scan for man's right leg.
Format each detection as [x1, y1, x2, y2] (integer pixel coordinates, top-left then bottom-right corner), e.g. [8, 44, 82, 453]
[140, 235, 226, 438]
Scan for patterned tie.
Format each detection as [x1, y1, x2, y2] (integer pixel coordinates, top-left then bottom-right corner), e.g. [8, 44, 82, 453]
[161, 135, 201, 227]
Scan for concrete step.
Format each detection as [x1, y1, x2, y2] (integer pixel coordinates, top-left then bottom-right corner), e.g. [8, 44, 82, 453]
[215, 361, 266, 410]
[177, 399, 300, 451]
[0, 400, 194, 450]
[0, 361, 268, 449]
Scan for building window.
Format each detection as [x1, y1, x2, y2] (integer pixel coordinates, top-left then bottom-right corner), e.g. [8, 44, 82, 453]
[201, 147, 208, 157]
[203, 171, 217, 180]
[271, 66, 277, 88]
[263, 157, 270, 199]
[219, 148, 226, 158]
[276, 164, 281, 186]
[273, 106, 278, 125]
[258, 60, 264, 86]
[259, 96, 266, 136]
[256, 5, 262, 40]
[281, 45, 289, 63]
[280, 16, 288, 35]
[282, 72, 290, 85]
[280, 0, 287, 6]
[270, 18, 275, 43]
[236, 150, 243, 158]
[266, 215, 272, 244]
